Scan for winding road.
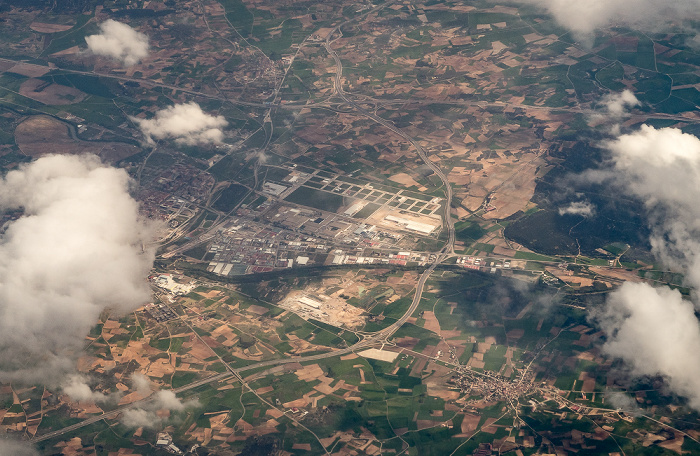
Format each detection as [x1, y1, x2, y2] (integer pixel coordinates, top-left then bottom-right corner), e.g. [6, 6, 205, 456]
[29, 5, 459, 446]
[322, 25, 455, 256]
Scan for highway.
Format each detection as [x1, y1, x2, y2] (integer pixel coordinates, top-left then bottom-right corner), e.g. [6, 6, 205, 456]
[30, 372, 231, 443]
[3, 55, 700, 130]
[27, 3, 462, 445]
[10, 4, 700, 449]
[28, 307, 413, 445]
[30, 247, 437, 444]
[322, 27, 456, 256]
[31, 190, 450, 445]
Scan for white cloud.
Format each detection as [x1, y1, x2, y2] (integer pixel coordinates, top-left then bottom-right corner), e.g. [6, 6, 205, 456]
[591, 90, 641, 134]
[519, 0, 700, 41]
[558, 200, 595, 217]
[606, 126, 700, 205]
[601, 90, 640, 119]
[0, 155, 154, 383]
[131, 102, 228, 146]
[0, 439, 38, 456]
[154, 390, 189, 412]
[120, 389, 199, 428]
[594, 283, 700, 410]
[606, 391, 643, 416]
[121, 407, 158, 429]
[586, 124, 700, 411]
[605, 125, 700, 287]
[62, 375, 117, 404]
[131, 373, 152, 395]
[85, 20, 149, 67]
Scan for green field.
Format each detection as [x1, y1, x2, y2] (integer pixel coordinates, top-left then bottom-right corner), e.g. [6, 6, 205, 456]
[218, 0, 254, 36]
[353, 202, 380, 219]
[285, 186, 345, 212]
[212, 184, 249, 212]
[454, 220, 486, 243]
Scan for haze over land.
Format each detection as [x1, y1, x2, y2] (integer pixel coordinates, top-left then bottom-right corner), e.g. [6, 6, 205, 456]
[2, 0, 700, 454]
[520, 0, 700, 42]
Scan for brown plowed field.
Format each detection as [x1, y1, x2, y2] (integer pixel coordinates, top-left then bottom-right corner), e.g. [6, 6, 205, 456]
[15, 115, 139, 163]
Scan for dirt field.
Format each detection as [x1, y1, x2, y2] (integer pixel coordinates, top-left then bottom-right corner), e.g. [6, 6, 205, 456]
[358, 348, 399, 362]
[0, 60, 16, 72]
[388, 172, 426, 190]
[50, 46, 80, 57]
[19, 78, 86, 105]
[7, 62, 50, 78]
[15, 115, 139, 163]
[16, 115, 84, 157]
[279, 290, 365, 329]
[29, 22, 73, 33]
[457, 152, 546, 219]
[421, 311, 442, 334]
[546, 267, 596, 287]
[589, 266, 645, 283]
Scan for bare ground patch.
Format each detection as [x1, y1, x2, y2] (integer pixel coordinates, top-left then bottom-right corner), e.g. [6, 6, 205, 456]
[30, 22, 73, 33]
[15, 115, 139, 163]
[19, 78, 87, 105]
[388, 172, 425, 190]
